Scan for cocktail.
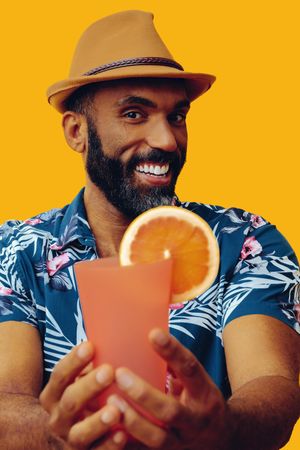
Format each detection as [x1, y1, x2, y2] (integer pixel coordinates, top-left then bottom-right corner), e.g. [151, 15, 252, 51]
[75, 206, 219, 406]
[75, 256, 173, 399]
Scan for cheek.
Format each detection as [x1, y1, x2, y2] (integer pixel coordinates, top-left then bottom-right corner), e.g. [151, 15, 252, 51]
[179, 127, 188, 145]
[98, 124, 134, 158]
[96, 117, 151, 161]
[106, 137, 145, 164]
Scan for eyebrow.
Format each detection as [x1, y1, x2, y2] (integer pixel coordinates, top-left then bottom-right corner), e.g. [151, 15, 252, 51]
[116, 96, 157, 108]
[116, 96, 190, 110]
[174, 99, 191, 110]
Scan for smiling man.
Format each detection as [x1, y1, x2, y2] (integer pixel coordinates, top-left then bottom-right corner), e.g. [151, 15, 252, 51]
[0, 10, 299, 450]
[79, 79, 188, 220]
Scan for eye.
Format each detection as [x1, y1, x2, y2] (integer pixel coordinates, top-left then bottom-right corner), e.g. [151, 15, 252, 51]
[123, 111, 143, 120]
[169, 112, 186, 124]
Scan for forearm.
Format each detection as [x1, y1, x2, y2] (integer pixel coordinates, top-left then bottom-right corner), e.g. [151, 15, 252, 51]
[0, 392, 68, 450]
[225, 375, 300, 450]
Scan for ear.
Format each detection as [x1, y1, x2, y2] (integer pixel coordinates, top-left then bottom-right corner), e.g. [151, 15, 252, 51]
[62, 111, 88, 153]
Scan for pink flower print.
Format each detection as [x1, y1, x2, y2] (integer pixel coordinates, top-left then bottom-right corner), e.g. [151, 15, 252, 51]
[169, 302, 185, 310]
[241, 236, 262, 260]
[0, 286, 13, 295]
[24, 218, 43, 226]
[50, 243, 64, 251]
[295, 304, 300, 323]
[47, 253, 70, 276]
[250, 215, 266, 229]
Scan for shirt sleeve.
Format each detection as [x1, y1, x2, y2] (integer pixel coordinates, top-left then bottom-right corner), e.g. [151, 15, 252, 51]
[221, 219, 300, 334]
[0, 224, 38, 327]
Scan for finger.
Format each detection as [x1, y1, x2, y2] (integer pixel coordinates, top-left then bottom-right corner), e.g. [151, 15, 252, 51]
[49, 364, 114, 437]
[107, 395, 169, 449]
[92, 431, 127, 450]
[113, 370, 185, 428]
[169, 377, 184, 398]
[99, 431, 127, 450]
[76, 361, 94, 380]
[40, 341, 94, 412]
[149, 329, 217, 397]
[149, 329, 226, 436]
[67, 404, 124, 449]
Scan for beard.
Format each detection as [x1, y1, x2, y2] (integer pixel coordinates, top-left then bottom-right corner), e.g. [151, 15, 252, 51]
[86, 117, 186, 219]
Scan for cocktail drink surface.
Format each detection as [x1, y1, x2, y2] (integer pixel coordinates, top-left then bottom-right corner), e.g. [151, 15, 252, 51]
[75, 257, 173, 402]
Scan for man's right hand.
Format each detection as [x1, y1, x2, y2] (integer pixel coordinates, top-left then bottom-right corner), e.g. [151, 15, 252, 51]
[39, 342, 127, 450]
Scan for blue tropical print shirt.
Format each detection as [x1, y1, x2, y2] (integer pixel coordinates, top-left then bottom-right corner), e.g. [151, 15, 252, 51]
[0, 189, 299, 399]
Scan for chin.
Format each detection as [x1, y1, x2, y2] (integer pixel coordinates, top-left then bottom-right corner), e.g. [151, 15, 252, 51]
[116, 193, 174, 219]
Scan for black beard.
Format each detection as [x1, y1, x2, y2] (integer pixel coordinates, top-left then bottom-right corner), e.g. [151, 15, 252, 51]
[86, 117, 186, 219]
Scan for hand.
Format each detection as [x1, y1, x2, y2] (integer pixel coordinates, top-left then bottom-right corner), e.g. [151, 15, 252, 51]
[108, 329, 228, 450]
[39, 342, 127, 450]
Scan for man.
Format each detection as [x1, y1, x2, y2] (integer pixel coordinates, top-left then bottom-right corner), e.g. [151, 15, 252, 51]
[0, 10, 299, 450]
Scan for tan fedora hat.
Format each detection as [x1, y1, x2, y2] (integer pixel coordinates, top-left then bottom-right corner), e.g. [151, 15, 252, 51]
[47, 10, 216, 113]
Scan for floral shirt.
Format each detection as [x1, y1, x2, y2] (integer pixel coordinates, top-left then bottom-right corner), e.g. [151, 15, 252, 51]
[0, 189, 299, 398]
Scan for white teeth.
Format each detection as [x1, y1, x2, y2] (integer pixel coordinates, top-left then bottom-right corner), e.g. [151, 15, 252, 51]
[136, 163, 169, 175]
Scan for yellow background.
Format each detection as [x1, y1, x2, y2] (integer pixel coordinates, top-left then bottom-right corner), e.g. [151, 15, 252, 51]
[0, 1, 299, 447]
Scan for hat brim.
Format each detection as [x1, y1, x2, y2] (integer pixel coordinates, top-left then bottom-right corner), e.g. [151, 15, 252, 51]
[47, 65, 216, 113]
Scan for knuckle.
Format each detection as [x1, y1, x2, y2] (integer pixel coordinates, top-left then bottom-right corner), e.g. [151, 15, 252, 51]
[160, 401, 180, 423]
[164, 340, 177, 358]
[124, 407, 139, 429]
[101, 439, 123, 450]
[50, 365, 68, 388]
[60, 385, 77, 413]
[132, 384, 147, 403]
[148, 429, 167, 448]
[68, 424, 91, 448]
[48, 410, 61, 434]
[181, 356, 199, 377]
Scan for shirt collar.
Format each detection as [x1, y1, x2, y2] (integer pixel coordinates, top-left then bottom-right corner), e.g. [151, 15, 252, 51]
[172, 194, 181, 206]
[49, 189, 181, 251]
[50, 188, 96, 251]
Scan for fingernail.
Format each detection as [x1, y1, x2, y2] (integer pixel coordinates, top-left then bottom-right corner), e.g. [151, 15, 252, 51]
[96, 365, 112, 384]
[113, 431, 126, 444]
[107, 395, 127, 413]
[116, 369, 134, 390]
[152, 329, 169, 347]
[77, 342, 92, 360]
[101, 408, 115, 424]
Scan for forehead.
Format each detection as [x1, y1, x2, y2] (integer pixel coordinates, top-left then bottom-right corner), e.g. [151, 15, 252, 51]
[91, 78, 188, 107]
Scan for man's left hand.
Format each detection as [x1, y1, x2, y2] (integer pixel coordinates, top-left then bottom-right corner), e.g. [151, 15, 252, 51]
[108, 329, 229, 450]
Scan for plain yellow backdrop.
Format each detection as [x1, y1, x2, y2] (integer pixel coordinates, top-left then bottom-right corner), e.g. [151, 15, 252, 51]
[0, 1, 299, 448]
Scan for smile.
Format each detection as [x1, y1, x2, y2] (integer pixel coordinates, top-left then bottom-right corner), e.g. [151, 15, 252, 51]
[135, 162, 170, 176]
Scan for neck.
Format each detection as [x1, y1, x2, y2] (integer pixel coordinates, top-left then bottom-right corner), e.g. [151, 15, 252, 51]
[84, 182, 130, 258]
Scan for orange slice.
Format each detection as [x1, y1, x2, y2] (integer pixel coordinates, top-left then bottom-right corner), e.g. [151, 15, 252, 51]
[119, 206, 219, 303]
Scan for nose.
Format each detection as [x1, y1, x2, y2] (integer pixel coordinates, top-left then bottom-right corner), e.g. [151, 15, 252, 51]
[145, 118, 178, 152]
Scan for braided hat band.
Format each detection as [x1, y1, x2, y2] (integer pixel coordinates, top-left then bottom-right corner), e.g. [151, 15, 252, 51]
[84, 57, 184, 76]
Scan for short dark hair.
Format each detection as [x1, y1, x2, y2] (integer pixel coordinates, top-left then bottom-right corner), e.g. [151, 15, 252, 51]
[63, 83, 102, 115]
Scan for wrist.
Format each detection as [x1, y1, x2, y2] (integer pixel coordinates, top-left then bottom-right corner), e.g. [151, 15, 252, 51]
[218, 402, 236, 450]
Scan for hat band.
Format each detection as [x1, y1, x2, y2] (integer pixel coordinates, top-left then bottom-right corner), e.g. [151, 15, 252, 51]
[83, 57, 184, 76]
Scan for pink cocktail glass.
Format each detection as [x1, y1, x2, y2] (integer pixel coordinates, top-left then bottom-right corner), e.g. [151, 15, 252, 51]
[74, 257, 172, 404]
